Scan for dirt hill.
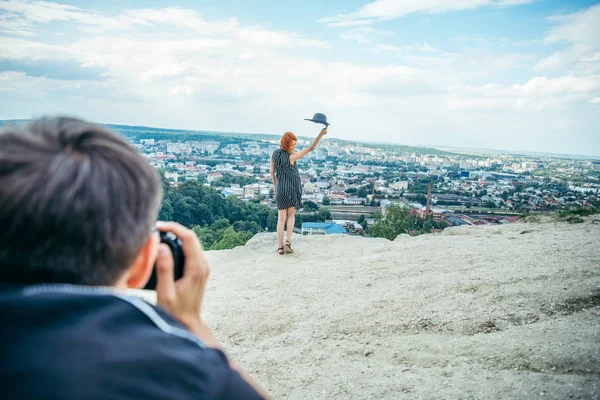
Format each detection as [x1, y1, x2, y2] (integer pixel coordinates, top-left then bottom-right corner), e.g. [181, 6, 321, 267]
[140, 216, 600, 399]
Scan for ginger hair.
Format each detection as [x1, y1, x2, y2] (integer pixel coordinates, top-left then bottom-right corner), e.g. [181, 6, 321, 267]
[280, 131, 297, 153]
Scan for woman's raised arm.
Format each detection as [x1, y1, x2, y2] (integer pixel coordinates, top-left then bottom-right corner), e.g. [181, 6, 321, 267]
[290, 128, 327, 163]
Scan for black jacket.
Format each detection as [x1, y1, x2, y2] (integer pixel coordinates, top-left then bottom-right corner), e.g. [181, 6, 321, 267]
[0, 284, 263, 399]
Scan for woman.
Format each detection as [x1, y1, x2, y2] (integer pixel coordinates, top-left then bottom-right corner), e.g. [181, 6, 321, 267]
[270, 128, 328, 254]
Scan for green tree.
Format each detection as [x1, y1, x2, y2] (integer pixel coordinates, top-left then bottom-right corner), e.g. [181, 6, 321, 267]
[157, 171, 271, 249]
[193, 203, 214, 226]
[369, 204, 410, 240]
[357, 214, 369, 232]
[212, 173, 256, 187]
[233, 220, 260, 234]
[322, 196, 330, 206]
[193, 226, 217, 249]
[361, 219, 369, 232]
[158, 199, 174, 221]
[172, 196, 197, 227]
[212, 218, 231, 231]
[304, 200, 319, 211]
[267, 209, 278, 232]
[422, 217, 433, 233]
[317, 207, 331, 222]
[483, 200, 497, 208]
[210, 227, 253, 250]
[358, 186, 369, 198]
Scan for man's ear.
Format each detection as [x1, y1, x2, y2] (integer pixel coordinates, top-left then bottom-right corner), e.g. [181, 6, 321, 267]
[125, 233, 159, 289]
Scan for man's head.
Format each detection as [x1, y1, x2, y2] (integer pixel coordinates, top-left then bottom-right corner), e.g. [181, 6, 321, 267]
[0, 117, 162, 286]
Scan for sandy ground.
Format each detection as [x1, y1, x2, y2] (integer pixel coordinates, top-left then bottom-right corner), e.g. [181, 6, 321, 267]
[138, 217, 600, 399]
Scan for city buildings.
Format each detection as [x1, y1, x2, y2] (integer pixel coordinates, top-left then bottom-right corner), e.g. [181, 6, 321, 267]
[131, 131, 599, 222]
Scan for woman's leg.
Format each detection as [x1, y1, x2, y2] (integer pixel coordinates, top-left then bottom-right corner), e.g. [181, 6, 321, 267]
[286, 207, 296, 245]
[277, 209, 287, 250]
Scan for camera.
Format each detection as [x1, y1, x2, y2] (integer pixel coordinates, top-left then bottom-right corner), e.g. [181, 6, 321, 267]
[143, 231, 185, 291]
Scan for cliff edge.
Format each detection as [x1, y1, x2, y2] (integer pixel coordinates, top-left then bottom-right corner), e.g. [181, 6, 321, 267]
[145, 217, 600, 399]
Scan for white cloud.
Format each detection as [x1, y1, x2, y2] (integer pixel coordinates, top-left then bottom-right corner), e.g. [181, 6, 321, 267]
[517, 75, 600, 95]
[0, 0, 85, 24]
[373, 42, 443, 56]
[534, 4, 600, 73]
[445, 74, 600, 111]
[0, 1, 598, 155]
[0, 1, 329, 49]
[3, 2, 580, 114]
[340, 27, 374, 44]
[373, 42, 532, 81]
[0, 37, 74, 60]
[580, 52, 600, 62]
[0, 0, 150, 35]
[414, 43, 439, 53]
[124, 7, 234, 33]
[320, 0, 535, 27]
[340, 30, 372, 44]
[544, 5, 600, 46]
[339, 27, 393, 45]
[589, 97, 600, 104]
[0, 12, 36, 36]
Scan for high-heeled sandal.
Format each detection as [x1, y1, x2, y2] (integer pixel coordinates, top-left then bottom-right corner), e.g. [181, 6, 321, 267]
[284, 240, 293, 253]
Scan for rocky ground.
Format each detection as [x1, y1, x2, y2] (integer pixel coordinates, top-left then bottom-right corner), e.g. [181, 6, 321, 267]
[139, 216, 600, 399]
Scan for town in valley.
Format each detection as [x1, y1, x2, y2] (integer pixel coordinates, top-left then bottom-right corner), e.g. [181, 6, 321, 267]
[109, 123, 599, 236]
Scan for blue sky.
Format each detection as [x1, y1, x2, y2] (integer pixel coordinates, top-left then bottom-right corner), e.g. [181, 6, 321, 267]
[0, 0, 599, 156]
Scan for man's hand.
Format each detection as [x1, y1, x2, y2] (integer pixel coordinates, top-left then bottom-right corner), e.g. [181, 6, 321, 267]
[153, 222, 272, 398]
[154, 221, 209, 330]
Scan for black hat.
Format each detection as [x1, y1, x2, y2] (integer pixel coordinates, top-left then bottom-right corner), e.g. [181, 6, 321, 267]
[304, 113, 329, 127]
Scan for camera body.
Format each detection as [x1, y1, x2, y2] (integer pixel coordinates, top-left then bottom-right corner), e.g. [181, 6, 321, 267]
[143, 231, 185, 291]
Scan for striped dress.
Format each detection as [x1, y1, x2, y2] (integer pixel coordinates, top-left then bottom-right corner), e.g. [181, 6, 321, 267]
[272, 148, 302, 210]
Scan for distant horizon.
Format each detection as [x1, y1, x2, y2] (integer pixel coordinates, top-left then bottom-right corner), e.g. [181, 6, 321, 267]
[1, 1, 598, 156]
[3, 117, 598, 160]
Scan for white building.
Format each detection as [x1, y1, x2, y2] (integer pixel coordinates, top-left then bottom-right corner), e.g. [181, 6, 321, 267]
[303, 182, 316, 193]
[522, 162, 538, 170]
[193, 141, 220, 154]
[221, 144, 241, 155]
[389, 181, 409, 190]
[207, 173, 223, 183]
[167, 143, 192, 154]
[243, 186, 256, 199]
[316, 181, 330, 189]
[344, 197, 365, 205]
[222, 187, 244, 198]
[165, 172, 179, 182]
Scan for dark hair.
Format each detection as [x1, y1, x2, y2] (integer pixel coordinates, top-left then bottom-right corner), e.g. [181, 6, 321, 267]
[0, 117, 162, 285]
